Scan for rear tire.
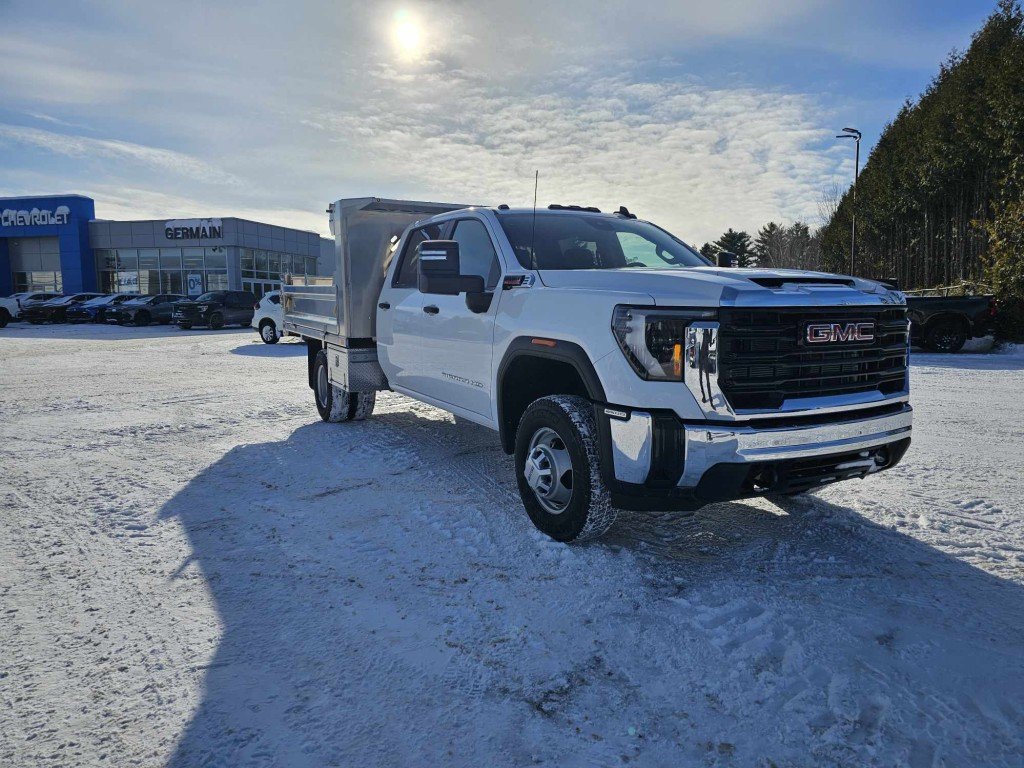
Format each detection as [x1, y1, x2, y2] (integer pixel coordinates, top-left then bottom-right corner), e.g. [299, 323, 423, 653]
[923, 318, 967, 353]
[313, 350, 376, 422]
[178, 322, 192, 330]
[514, 395, 617, 543]
[209, 312, 224, 330]
[0, 309, 9, 328]
[259, 320, 279, 344]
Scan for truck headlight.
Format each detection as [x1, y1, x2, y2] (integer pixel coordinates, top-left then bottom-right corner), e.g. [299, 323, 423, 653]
[611, 305, 716, 381]
[197, 305, 209, 312]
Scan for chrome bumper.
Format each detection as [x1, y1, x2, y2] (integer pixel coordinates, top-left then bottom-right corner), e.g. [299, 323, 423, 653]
[607, 405, 913, 489]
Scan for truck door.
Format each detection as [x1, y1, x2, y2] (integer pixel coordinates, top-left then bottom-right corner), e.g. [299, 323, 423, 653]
[377, 222, 441, 395]
[412, 217, 503, 417]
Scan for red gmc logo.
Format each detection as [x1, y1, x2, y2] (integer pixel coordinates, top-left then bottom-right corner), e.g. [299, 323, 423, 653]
[805, 321, 875, 344]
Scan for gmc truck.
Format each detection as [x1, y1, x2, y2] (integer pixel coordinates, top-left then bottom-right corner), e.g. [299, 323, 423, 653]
[283, 198, 912, 543]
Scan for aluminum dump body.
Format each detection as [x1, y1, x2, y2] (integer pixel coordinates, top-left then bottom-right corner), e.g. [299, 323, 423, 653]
[282, 197, 471, 344]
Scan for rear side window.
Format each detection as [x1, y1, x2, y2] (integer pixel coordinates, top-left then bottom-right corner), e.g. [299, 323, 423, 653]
[393, 223, 443, 288]
[268, 294, 281, 305]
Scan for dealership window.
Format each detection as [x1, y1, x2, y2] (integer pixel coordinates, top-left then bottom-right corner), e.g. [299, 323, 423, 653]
[10, 237, 63, 292]
[160, 271, 184, 294]
[160, 249, 182, 269]
[206, 271, 229, 290]
[205, 246, 227, 269]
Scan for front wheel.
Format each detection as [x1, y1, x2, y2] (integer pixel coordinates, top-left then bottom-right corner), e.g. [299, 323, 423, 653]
[514, 395, 617, 543]
[178, 322, 192, 330]
[134, 311, 150, 327]
[0, 309, 9, 328]
[209, 312, 224, 330]
[313, 350, 376, 422]
[259, 320, 279, 344]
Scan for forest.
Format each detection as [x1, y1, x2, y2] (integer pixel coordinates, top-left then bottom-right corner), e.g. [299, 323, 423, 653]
[701, 1, 1024, 338]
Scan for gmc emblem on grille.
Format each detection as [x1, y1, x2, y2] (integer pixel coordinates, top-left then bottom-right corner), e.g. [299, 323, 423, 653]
[805, 321, 875, 344]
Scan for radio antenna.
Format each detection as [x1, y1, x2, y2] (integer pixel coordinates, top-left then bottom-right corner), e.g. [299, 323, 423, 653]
[530, 170, 539, 271]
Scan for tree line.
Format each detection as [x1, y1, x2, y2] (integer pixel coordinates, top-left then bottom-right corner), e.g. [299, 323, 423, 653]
[701, 1, 1024, 338]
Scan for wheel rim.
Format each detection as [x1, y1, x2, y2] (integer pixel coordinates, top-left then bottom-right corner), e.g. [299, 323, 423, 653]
[316, 364, 329, 407]
[261, 324, 274, 342]
[524, 426, 574, 514]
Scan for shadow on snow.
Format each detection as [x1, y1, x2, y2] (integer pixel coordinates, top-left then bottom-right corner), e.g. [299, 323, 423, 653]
[160, 409, 1024, 767]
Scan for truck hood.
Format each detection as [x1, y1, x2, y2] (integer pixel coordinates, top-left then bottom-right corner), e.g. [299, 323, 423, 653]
[537, 267, 901, 308]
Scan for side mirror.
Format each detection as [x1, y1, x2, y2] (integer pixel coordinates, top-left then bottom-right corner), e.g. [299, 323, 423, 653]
[716, 251, 738, 268]
[418, 240, 485, 296]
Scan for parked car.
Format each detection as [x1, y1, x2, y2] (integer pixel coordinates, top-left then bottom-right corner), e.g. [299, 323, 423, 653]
[66, 294, 136, 324]
[0, 292, 63, 326]
[0, 296, 20, 327]
[110, 294, 187, 326]
[21, 293, 103, 324]
[906, 294, 997, 352]
[173, 290, 256, 329]
[251, 290, 283, 343]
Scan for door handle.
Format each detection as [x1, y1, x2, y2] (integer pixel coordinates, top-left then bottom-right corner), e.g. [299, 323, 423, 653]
[378, 301, 391, 310]
[423, 305, 440, 315]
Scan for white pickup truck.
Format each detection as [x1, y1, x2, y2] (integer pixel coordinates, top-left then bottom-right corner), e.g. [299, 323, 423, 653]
[283, 198, 912, 542]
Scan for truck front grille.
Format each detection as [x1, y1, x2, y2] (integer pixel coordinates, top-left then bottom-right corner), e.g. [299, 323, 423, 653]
[717, 306, 909, 410]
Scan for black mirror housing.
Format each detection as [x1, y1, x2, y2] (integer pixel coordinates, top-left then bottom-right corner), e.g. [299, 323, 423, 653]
[717, 251, 738, 268]
[418, 240, 486, 296]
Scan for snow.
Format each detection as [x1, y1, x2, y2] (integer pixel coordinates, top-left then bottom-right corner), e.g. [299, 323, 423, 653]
[1, 323, 1022, 767]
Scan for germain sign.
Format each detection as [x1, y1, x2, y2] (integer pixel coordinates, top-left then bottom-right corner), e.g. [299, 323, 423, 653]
[1, 206, 71, 227]
[164, 218, 223, 240]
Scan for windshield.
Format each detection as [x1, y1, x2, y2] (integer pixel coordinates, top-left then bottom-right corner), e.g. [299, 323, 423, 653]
[194, 292, 225, 302]
[497, 212, 710, 270]
[124, 296, 154, 305]
[48, 296, 75, 305]
[82, 295, 115, 306]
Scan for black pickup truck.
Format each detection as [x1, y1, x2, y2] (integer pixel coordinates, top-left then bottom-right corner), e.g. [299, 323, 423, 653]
[906, 294, 997, 353]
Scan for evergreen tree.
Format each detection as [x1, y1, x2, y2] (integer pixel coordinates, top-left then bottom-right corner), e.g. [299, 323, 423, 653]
[713, 229, 754, 267]
[699, 242, 718, 261]
[818, 0, 1024, 322]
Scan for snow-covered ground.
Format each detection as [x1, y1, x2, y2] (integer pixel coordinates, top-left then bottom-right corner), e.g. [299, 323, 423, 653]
[1, 324, 1022, 768]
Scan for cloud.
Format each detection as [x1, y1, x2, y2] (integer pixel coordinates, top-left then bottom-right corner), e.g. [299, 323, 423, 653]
[0, 124, 240, 187]
[310, 68, 836, 243]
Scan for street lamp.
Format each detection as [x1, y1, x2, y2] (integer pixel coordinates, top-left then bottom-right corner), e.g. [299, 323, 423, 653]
[835, 127, 862, 275]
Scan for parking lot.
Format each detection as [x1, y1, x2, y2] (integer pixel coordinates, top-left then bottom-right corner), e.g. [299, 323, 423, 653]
[1, 324, 1022, 767]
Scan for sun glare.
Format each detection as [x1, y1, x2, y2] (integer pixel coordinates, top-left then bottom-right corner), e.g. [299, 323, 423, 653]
[393, 11, 424, 61]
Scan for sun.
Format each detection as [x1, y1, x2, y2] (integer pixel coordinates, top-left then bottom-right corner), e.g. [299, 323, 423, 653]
[392, 11, 424, 61]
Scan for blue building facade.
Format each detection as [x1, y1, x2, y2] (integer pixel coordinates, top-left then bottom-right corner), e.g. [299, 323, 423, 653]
[0, 193, 332, 300]
[0, 195, 96, 295]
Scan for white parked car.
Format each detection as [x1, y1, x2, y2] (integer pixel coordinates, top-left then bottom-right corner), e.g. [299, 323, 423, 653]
[251, 291, 284, 344]
[0, 292, 61, 327]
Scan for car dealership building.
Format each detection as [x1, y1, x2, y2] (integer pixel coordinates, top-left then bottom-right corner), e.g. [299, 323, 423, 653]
[0, 194, 330, 299]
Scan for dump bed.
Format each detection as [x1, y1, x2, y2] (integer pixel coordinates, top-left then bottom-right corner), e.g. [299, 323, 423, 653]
[282, 197, 472, 344]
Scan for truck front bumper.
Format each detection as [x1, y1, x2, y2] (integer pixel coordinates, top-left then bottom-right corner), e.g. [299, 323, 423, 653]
[600, 403, 913, 511]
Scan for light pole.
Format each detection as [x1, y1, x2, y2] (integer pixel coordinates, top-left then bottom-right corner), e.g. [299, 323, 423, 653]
[836, 127, 861, 275]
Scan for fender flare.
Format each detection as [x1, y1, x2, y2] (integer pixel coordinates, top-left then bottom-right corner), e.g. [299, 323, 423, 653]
[495, 337, 606, 453]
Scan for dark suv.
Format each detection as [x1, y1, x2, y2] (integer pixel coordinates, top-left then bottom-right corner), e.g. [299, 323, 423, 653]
[22, 293, 104, 323]
[173, 290, 256, 329]
[110, 294, 187, 326]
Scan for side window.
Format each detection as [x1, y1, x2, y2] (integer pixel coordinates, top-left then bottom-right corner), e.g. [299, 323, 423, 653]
[450, 219, 501, 290]
[393, 223, 443, 288]
[268, 294, 281, 305]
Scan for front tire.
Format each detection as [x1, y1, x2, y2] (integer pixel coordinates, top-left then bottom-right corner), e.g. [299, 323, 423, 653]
[178, 322, 192, 330]
[514, 395, 616, 543]
[313, 350, 376, 422]
[209, 312, 225, 330]
[134, 311, 150, 327]
[0, 309, 9, 328]
[259, 320, 279, 344]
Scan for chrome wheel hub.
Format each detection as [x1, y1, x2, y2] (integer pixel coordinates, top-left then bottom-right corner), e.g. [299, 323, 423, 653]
[261, 324, 274, 342]
[317, 365, 329, 407]
[524, 427, 573, 514]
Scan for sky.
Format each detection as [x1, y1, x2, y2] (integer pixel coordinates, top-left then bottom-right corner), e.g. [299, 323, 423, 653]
[0, 0, 1001, 244]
